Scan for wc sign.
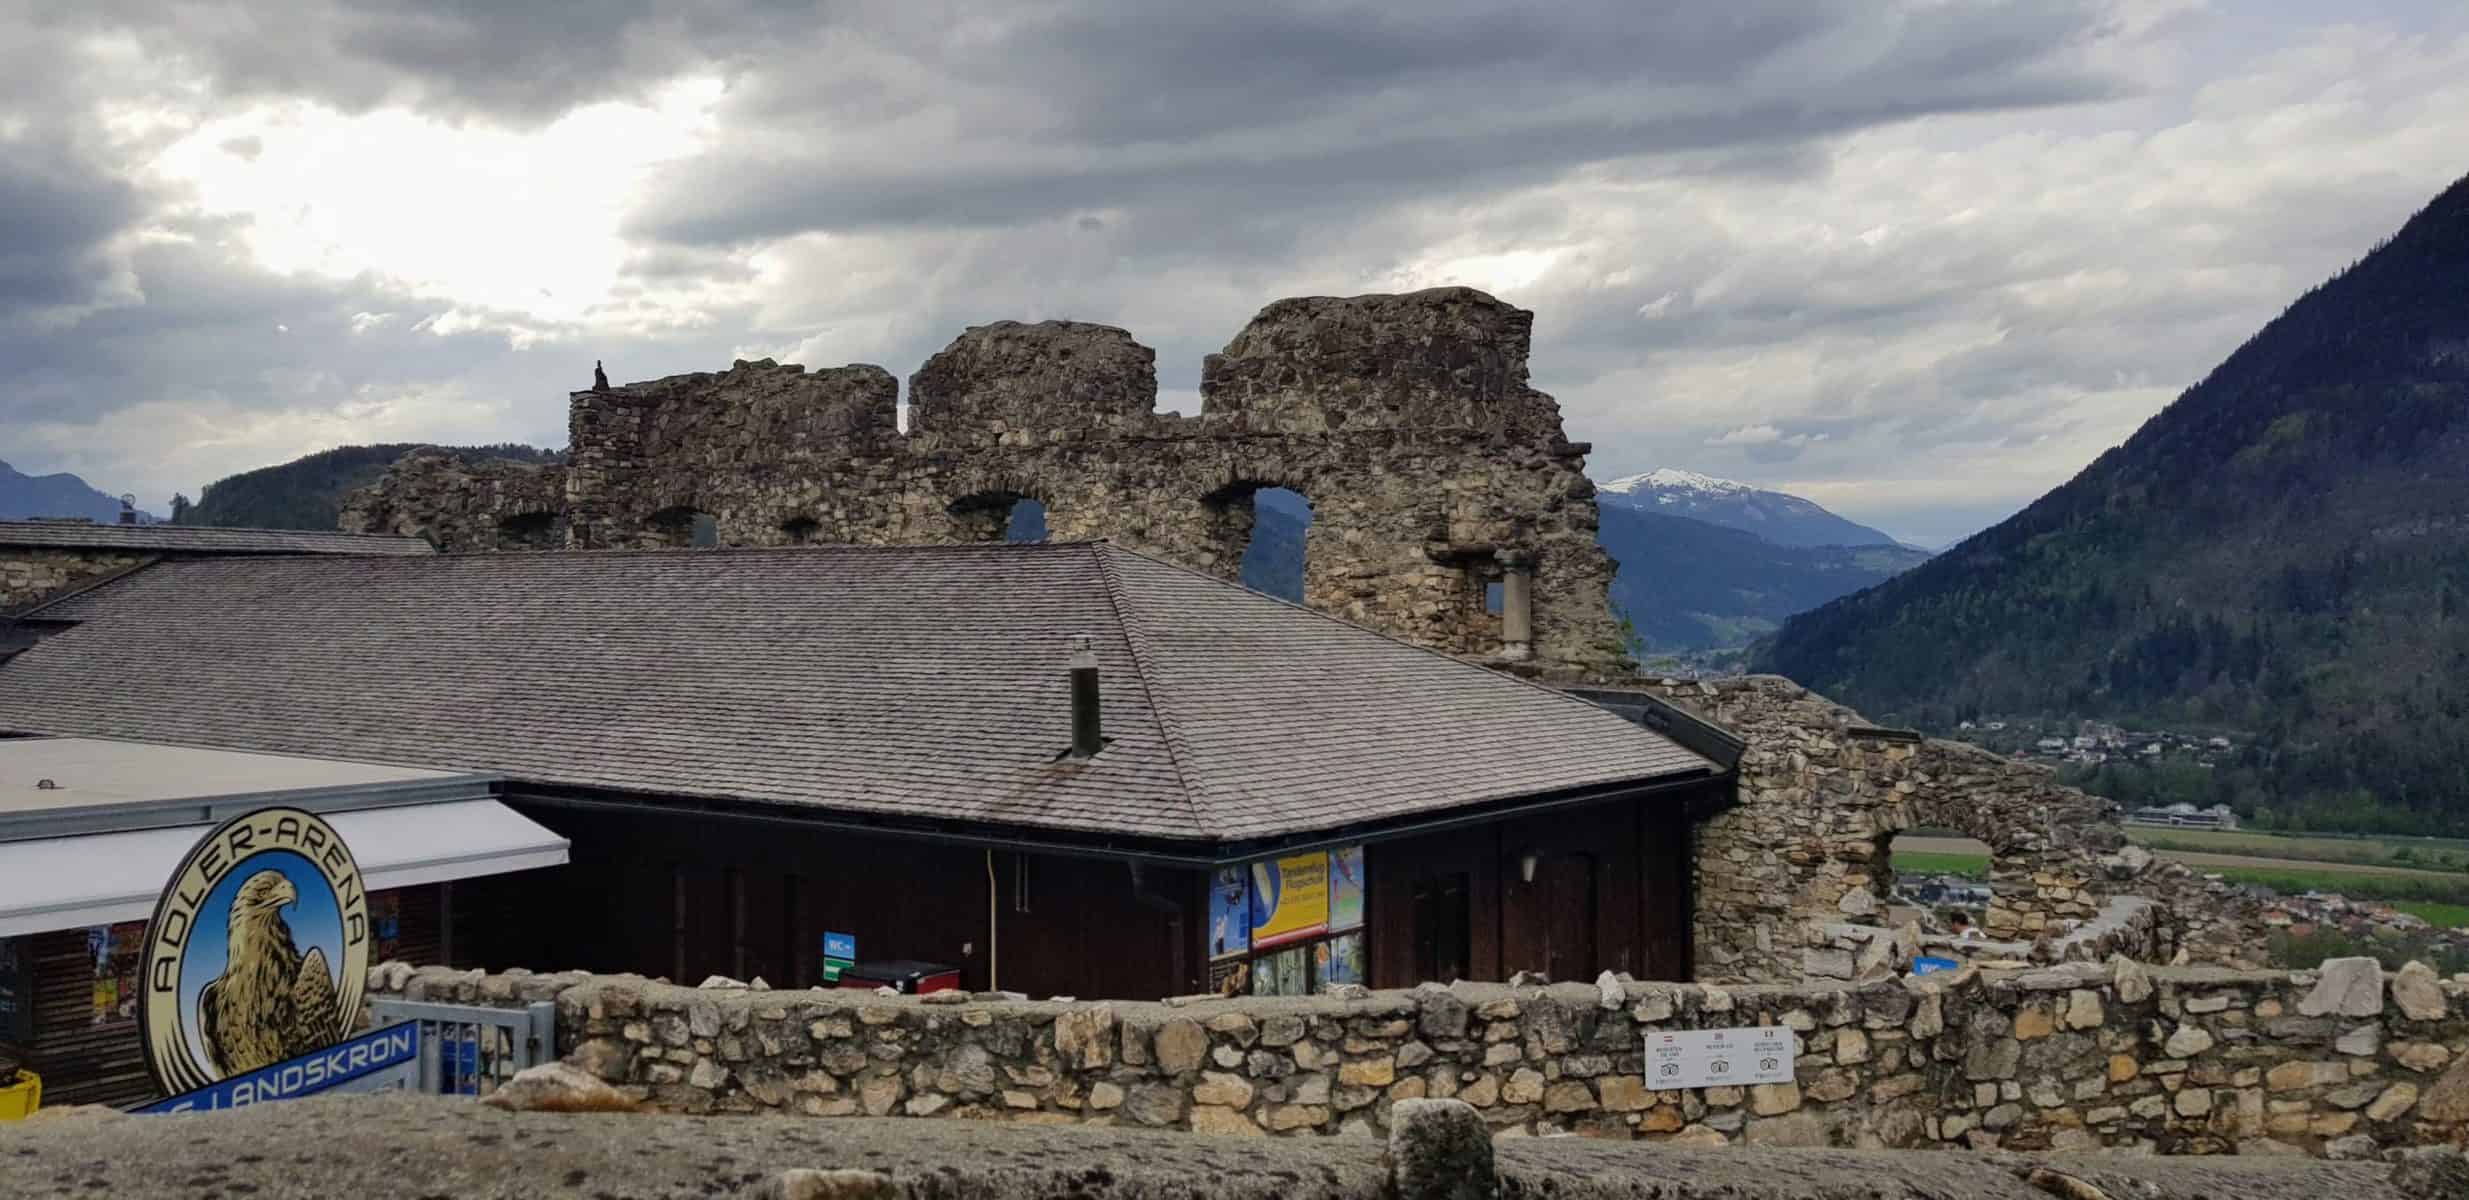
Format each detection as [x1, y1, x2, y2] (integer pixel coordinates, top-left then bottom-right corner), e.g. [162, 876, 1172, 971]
[1645, 1027, 1798, 1090]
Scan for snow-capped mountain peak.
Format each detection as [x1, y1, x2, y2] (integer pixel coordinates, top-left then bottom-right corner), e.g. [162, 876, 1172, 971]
[1598, 468, 1753, 498]
[1592, 467, 1910, 551]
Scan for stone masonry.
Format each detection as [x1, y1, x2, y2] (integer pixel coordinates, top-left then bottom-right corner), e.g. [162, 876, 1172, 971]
[0, 549, 145, 610]
[1634, 676, 2272, 984]
[371, 956, 2469, 1158]
[341, 288, 1629, 671]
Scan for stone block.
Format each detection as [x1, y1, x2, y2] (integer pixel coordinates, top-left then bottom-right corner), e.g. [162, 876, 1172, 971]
[2367, 1081, 2419, 1122]
[2298, 958, 2384, 1019]
[2391, 960, 2447, 1022]
[1387, 1099, 1495, 1200]
[1152, 1018, 1208, 1075]
[1749, 1082, 1802, 1116]
[1191, 1105, 1264, 1136]
[2162, 1024, 2213, 1058]
[1193, 1072, 1254, 1108]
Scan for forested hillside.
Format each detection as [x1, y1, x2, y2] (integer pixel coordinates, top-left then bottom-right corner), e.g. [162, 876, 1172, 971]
[1759, 171, 2469, 833]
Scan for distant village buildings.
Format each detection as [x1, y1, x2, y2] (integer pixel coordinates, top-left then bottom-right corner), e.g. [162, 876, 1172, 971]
[2124, 802, 2241, 831]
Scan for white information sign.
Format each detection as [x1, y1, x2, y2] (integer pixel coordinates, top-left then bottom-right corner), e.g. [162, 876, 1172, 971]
[1643, 1026, 1798, 1090]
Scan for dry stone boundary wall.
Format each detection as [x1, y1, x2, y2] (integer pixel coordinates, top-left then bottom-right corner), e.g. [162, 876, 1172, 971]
[370, 956, 2469, 1158]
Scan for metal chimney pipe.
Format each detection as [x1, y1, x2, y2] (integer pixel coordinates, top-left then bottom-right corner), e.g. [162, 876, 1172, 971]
[1069, 635, 1102, 757]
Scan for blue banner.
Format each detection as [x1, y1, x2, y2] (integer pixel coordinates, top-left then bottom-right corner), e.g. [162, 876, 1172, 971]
[135, 1022, 421, 1114]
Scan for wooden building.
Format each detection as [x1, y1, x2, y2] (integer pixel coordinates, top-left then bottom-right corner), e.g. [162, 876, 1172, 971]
[0, 542, 1733, 1015]
[0, 739, 567, 1107]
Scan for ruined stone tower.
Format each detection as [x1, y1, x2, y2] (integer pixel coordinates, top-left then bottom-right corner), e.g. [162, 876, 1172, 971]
[342, 287, 1631, 672]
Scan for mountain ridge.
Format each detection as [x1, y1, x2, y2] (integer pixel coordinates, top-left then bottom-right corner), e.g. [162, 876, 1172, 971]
[1757, 169, 2469, 832]
[1596, 468, 1909, 549]
[0, 459, 154, 523]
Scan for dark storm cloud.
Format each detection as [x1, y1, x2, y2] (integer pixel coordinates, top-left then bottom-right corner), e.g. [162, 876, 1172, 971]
[629, 1, 2129, 245]
[0, 139, 144, 316]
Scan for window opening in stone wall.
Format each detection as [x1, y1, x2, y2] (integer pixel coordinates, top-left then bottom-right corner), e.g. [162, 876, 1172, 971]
[497, 511, 563, 550]
[949, 491, 1045, 543]
[1485, 581, 1504, 616]
[1412, 871, 1471, 984]
[1890, 829, 1996, 941]
[1241, 487, 1311, 603]
[649, 506, 720, 549]
[780, 516, 821, 544]
[1007, 499, 1047, 542]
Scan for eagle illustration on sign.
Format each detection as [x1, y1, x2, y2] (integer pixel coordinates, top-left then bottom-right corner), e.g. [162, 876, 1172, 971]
[138, 807, 370, 1097]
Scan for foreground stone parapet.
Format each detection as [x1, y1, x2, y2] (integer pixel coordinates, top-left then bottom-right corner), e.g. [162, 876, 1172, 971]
[3, 1092, 2454, 1200]
[369, 956, 2469, 1159]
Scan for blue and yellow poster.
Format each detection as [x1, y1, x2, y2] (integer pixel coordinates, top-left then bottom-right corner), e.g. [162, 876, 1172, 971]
[1207, 866, 1251, 960]
[1250, 852, 1330, 949]
[1329, 846, 1365, 932]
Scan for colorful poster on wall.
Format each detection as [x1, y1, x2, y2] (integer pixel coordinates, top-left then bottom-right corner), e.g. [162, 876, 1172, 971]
[1249, 852, 1330, 949]
[1328, 846, 1365, 932]
[1249, 944, 1310, 997]
[1207, 866, 1251, 960]
[88, 922, 142, 1026]
[1318, 932, 1365, 987]
[371, 891, 404, 962]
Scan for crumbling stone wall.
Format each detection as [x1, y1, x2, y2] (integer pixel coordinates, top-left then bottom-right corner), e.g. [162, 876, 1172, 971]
[342, 288, 1629, 671]
[369, 956, 2469, 1157]
[1, 549, 147, 610]
[338, 448, 568, 553]
[1626, 676, 2270, 984]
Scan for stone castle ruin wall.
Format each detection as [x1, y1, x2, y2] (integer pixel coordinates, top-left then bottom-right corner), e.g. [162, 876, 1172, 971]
[1630, 676, 2272, 984]
[343, 288, 1630, 671]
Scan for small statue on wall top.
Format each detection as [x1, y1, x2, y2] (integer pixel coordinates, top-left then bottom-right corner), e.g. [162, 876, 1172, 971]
[592, 360, 610, 392]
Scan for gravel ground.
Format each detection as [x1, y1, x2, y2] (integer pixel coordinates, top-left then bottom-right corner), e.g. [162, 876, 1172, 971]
[1, 1093, 2457, 1199]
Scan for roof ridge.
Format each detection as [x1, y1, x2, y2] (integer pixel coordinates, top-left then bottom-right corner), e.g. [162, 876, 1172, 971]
[1087, 542, 1215, 837]
[0, 520, 425, 538]
[1093, 542, 1706, 757]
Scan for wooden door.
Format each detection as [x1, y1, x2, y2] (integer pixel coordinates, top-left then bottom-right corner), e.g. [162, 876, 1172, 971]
[1537, 853, 1597, 982]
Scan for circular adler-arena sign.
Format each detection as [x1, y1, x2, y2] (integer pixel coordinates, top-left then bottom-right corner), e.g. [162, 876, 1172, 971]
[138, 806, 371, 1097]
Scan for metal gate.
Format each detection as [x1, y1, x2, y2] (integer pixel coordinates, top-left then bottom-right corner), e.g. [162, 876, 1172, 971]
[366, 998, 556, 1098]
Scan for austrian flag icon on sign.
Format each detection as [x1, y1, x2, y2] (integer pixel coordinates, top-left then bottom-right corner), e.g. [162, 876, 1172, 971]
[1644, 1027, 1798, 1090]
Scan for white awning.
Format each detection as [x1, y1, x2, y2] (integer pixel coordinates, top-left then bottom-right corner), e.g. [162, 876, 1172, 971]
[0, 799, 568, 938]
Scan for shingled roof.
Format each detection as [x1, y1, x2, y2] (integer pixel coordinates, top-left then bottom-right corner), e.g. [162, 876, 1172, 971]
[0, 543, 1712, 851]
[0, 520, 434, 556]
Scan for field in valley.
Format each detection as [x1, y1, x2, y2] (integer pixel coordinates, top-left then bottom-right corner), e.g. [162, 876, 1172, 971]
[1893, 829, 2469, 928]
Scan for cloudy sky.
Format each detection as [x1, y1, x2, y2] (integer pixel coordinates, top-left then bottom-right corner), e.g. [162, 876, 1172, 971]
[5, 1, 2465, 545]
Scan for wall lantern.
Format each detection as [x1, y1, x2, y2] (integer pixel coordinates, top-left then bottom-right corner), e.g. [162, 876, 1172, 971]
[1519, 850, 1539, 885]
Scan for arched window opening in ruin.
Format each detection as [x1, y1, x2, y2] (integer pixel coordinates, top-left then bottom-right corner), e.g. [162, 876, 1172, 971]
[496, 511, 564, 550]
[1877, 828, 1996, 939]
[1007, 499, 1048, 542]
[649, 506, 721, 549]
[1203, 483, 1311, 603]
[949, 491, 1045, 543]
[780, 516, 821, 544]
[1243, 488, 1311, 603]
